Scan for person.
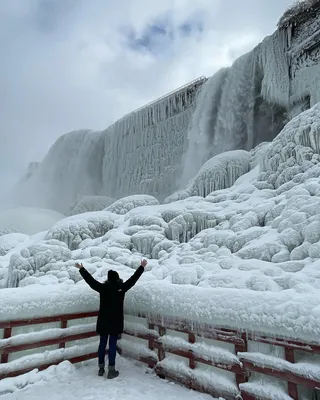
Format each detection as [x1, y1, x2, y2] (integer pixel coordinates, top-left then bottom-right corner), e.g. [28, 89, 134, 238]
[75, 259, 147, 378]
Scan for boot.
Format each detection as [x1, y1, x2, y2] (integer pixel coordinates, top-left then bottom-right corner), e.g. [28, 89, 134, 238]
[107, 365, 119, 379]
[98, 367, 105, 376]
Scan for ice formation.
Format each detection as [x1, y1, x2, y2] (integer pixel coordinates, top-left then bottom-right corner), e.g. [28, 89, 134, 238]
[15, 79, 206, 213]
[166, 150, 251, 202]
[1, 103, 320, 341]
[69, 196, 115, 216]
[180, 69, 228, 186]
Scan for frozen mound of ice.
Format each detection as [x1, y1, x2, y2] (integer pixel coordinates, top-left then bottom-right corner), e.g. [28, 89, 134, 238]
[259, 102, 320, 188]
[0, 207, 65, 236]
[7, 239, 73, 288]
[69, 195, 115, 216]
[104, 195, 160, 214]
[45, 211, 120, 250]
[0, 233, 30, 256]
[165, 150, 251, 203]
[258, 32, 289, 108]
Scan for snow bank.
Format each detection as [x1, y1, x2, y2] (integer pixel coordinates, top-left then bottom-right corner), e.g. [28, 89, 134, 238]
[0, 361, 76, 395]
[2, 280, 320, 343]
[0, 284, 98, 320]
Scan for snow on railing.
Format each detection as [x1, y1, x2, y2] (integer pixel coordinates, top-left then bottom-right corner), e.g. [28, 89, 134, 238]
[1, 311, 320, 399]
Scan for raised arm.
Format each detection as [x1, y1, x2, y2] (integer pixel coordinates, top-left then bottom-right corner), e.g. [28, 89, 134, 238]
[122, 259, 147, 292]
[75, 263, 103, 293]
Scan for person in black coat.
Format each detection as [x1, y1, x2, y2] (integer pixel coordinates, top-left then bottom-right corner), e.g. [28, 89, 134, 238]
[75, 259, 147, 378]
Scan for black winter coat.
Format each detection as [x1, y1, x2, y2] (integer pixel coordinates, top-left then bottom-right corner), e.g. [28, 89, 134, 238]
[80, 266, 144, 336]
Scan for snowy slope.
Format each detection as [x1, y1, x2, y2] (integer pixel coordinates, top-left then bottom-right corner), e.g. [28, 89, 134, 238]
[2, 103, 320, 342]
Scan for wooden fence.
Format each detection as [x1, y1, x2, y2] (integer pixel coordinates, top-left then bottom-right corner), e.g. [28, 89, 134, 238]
[0, 311, 320, 399]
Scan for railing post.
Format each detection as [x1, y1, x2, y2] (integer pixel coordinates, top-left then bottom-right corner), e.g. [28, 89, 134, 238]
[59, 320, 68, 349]
[235, 333, 249, 386]
[158, 326, 166, 362]
[1, 327, 12, 363]
[147, 323, 155, 368]
[285, 347, 298, 399]
[188, 333, 196, 369]
[148, 324, 155, 351]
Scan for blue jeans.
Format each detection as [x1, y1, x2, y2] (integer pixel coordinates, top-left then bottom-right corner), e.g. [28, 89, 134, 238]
[98, 335, 118, 367]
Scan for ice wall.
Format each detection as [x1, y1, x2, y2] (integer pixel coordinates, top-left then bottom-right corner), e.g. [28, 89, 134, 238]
[16, 130, 106, 212]
[180, 69, 228, 186]
[16, 79, 205, 213]
[180, 2, 320, 186]
[14, 3, 320, 213]
[286, 5, 320, 109]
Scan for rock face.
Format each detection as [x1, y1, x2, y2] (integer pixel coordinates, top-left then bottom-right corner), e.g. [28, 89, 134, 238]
[14, 3, 320, 214]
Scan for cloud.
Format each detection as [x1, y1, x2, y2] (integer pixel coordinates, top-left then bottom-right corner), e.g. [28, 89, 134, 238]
[0, 0, 294, 194]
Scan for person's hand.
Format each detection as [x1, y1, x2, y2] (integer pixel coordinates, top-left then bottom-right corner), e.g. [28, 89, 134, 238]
[141, 259, 148, 268]
[75, 262, 84, 269]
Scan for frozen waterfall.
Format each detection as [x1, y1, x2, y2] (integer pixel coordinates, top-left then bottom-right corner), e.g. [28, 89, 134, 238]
[180, 69, 228, 187]
[13, 5, 320, 213]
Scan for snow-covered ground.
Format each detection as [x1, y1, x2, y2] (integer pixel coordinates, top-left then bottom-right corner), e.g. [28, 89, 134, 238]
[0, 358, 215, 400]
[1, 103, 320, 342]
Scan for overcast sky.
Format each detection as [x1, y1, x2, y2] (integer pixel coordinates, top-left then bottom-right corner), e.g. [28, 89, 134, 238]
[1, 0, 294, 191]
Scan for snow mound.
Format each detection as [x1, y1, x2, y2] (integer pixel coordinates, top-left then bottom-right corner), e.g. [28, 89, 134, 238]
[45, 211, 120, 250]
[69, 195, 115, 216]
[104, 195, 160, 214]
[0, 233, 30, 256]
[0, 360, 76, 395]
[7, 239, 72, 288]
[0, 207, 65, 236]
[165, 150, 251, 203]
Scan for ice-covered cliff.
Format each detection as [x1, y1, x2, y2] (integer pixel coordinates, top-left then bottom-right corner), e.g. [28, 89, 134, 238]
[14, 1, 320, 214]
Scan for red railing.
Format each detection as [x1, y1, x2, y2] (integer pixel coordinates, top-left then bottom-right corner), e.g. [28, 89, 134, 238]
[1, 311, 320, 399]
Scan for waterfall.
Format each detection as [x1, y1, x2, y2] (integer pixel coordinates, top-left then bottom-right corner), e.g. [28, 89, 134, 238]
[180, 69, 229, 187]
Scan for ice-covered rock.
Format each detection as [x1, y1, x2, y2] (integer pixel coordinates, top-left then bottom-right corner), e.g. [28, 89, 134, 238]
[7, 240, 72, 288]
[45, 211, 120, 250]
[69, 196, 115, 216]
[165, 150, 251, 202]
[0, 233, 30, 256]
[105, 195, 160, 215]
[260, 103, 320, 185]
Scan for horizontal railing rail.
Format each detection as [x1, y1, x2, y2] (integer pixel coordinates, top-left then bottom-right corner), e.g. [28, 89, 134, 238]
[1, 310, 320, 399]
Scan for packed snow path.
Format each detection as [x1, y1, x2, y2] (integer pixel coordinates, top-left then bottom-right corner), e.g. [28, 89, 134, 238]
[0, 357, 216, 400]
